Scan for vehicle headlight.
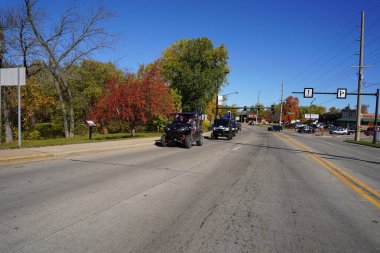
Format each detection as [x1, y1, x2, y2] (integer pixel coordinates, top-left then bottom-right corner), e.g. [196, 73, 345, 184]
[179, 127, 185, 132]
[165, 127, 171, 131]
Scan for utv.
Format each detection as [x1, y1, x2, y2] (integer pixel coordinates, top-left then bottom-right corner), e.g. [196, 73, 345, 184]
[161, 112, 204, 149]
[211, 118, 236, 140]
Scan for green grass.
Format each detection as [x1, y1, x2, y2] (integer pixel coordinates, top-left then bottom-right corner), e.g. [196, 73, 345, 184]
[345, 140, 380, 148]
[0, 132, 162, 149]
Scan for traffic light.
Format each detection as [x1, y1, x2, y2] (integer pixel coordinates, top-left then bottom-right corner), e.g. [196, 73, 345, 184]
[257, 105, 261, 111]
[271, 104, 275, 115]
[243, 106, 247, 111]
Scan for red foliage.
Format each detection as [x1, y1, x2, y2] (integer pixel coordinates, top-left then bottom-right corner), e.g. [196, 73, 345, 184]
[283, 96, 300, 122]
[89, 63, 175, 134]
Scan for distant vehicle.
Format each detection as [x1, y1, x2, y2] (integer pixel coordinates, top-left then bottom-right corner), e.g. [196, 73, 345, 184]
[237, 123, 242, 131]
[267, 126, 273, 131]
[297, 126, 312, 133]
[161, 112, 203, 148]
[329, 127, 348, 135]
[364, 126, 380, 136]
[294, 123, 304, 129]
[272, 125, 282, 132]
[248, 121, 254, 126]
[347, 125, 356, 135]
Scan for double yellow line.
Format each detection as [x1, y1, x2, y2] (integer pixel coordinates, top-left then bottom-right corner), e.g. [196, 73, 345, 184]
[276, 134, 380, 209]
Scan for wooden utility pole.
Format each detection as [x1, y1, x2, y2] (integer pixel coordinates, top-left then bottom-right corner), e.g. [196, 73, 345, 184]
[355, 11, 365, 141]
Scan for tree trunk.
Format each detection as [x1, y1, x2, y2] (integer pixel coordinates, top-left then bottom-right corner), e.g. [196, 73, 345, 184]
[54, 80, 70, 137]
[62, 78, 75, 137]
[3, 94, 14, 143]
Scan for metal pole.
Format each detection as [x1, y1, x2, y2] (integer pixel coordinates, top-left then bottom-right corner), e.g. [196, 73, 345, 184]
[215, 94, 218, 120]
[18, 68, 21, 148]
[355, 11, 365, 141]
[279, 81, 284, 126]
[373, 89, 379, 144]
[0, 73, 2, 145]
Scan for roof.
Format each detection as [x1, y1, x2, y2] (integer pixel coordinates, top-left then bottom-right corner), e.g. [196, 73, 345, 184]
[336, 117, 377, 123]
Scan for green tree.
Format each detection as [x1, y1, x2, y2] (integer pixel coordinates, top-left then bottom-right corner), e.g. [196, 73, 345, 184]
[329, 106, 340, 113]
[160, 38, 229, 112]
[69, 60, 124, 123]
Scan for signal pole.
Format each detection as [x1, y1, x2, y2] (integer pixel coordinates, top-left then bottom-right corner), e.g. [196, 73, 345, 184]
[256, 90, 260, 125]
[355, 11, 365, 141]
[280, 81, 284, 126]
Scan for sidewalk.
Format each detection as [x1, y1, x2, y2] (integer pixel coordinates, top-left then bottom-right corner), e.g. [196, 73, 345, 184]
[0, 137, 159, 165]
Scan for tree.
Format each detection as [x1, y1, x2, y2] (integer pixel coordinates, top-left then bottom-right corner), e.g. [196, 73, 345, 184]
[361, 104, 369, 114]
[69, 60, 124, 122]
[160, 38, 229, 112]
[329, 106, 340, 113]
[282, 96, 299, 122]
[24, 0, 111, 137]
[90, 62, 175, 137]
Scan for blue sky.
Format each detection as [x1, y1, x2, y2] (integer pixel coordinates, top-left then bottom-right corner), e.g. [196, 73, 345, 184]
[4, 0, 380, 112]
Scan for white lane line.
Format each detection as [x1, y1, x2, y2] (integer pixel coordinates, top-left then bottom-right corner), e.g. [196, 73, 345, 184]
[232, 146, 241, 151]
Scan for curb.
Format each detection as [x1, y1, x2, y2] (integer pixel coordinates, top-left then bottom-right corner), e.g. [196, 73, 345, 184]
[0, 140, 156, 165]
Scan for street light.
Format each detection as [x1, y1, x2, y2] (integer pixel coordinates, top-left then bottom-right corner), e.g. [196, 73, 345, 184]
[215, 91, 238, 119]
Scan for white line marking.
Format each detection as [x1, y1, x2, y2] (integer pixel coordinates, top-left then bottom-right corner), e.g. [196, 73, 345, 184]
[232, 146, 241, 151]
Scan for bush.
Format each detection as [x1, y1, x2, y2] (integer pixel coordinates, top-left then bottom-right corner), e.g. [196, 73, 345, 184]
[35, 123, 64, 139]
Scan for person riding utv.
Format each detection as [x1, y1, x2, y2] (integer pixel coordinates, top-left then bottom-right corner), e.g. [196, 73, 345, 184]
[161, 112, 204, 148]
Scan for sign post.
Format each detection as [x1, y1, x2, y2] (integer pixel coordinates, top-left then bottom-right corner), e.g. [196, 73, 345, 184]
[293, 87, 380, 144]
[0, 67, 26, 148]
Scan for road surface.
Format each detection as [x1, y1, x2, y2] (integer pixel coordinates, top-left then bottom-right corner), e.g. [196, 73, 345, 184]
[0, 126, 379, 252]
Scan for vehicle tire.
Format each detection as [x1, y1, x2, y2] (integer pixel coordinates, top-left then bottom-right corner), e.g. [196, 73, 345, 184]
[227, 132, 233, 140]
[214, 134, 218, 139]
[161, 134, 167, 147]
[196, 136, 204, 146]
[232, 131, 236, 137]
[184, 135, 192, 149]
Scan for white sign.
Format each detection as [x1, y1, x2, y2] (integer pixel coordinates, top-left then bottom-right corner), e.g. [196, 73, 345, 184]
[304, 88, 313, 98]
[337, 88, 347, 99]
[218, 96, 223, 106]
[305, 114, 319, 120]
[0, 68, 26, 86]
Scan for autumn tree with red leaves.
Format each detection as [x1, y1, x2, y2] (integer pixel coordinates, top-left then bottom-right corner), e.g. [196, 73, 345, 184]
[89, 62, 175, 136]
[282, 96, 300, 122]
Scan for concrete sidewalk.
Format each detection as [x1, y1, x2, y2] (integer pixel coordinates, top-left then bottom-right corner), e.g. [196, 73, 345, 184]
[0, 137, 160, 165]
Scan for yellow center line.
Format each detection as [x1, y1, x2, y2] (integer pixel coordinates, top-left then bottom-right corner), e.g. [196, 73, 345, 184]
[275, 133, 380, 209]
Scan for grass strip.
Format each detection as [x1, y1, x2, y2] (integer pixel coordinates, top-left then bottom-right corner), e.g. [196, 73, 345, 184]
[345, 140, 380, 148]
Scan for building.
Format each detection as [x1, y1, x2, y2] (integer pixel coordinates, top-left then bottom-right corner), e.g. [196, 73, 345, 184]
[336, 109, 379, 127]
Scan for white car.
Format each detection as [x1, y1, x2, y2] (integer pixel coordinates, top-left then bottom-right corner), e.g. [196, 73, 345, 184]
[330, 127, 348, 135]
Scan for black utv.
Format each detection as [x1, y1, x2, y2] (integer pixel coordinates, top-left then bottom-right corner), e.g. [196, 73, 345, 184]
[211, 118, 236, 140]
[161, 112, 204, 149]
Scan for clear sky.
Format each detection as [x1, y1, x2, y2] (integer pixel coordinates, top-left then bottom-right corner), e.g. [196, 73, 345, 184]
[3, 0, 380, 112]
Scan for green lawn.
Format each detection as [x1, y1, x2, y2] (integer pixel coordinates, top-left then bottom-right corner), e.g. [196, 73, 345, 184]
[345, 140, 380, 148]
[0, 132, 162, 149]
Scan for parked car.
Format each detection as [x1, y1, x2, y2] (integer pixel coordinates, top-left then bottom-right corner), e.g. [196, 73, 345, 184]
[297, 126, 312, 133]
[272, 125, 282, 132]
[329, 127, 348, 135]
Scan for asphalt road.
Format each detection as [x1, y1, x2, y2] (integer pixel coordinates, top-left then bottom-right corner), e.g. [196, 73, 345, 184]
[0, 126, 379, 253]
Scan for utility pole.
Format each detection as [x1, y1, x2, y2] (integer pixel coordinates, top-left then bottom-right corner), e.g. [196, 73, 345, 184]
[355, 11, 365, 141]
[279, 81, 284, 126]
[256, 90, 260, 125]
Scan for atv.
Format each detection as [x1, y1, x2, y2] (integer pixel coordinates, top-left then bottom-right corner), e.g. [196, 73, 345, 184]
[161, 112, 204, 149]
[211, 118, 236, 140]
